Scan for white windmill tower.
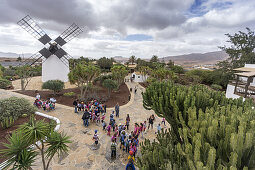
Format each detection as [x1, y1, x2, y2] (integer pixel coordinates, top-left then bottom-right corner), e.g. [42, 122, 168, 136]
[17, 15, 83, 82]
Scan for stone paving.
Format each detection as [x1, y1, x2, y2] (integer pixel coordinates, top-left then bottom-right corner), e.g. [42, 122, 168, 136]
[0, 80, 169, 170]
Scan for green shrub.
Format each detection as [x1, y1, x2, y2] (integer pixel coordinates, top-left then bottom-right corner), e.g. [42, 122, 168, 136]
[0, 78, 12, 89]
[0, 97, 36, 123]
[63, 92, 76, 97]
[211, 84, 223, 90]
[171, 65, 184, 74]
[1, 116, 14, 129]
[42, 80, 64, 95]
[94, 74, 113, 84]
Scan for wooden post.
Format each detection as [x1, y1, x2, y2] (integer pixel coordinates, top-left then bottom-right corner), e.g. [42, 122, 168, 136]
[234, 75, 239, 94]
[244, 77, 252, 98]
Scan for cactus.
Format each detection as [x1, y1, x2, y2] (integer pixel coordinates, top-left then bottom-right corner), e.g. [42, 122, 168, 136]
[1, 116, 14, 129]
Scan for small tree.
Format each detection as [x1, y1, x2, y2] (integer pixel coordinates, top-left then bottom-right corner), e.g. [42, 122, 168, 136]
[17, 57, 22, 62]
[97, 57, 113, 72]
[111, 65, 128, 89]
[42, 80, 64, 96]
[150, 55, 159, 63]
[68, 63, 100, 100]
[0, 117, 71, 170]
[16, 65, 35, 91]
[129, 55, 136, 65]
[102, 79, 118, 97]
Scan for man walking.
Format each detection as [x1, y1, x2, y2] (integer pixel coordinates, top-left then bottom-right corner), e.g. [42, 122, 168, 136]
[73, 99, 78, 113]
[82, 109, 90, 127]
[115, 103, 120, 117]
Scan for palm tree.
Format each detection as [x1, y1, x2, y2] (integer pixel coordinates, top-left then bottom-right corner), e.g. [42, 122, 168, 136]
[129, 55, 136, 65]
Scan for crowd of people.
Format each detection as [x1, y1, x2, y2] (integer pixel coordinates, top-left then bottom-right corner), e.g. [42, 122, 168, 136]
[33, 93, 56, 111]
[74, 97, 164, 170]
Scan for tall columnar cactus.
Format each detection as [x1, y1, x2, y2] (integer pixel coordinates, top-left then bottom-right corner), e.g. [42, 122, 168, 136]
[138, 81, 255, 169]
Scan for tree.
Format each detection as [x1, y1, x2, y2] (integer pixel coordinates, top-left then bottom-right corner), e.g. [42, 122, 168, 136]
[97, 57, 113, 71]
[17, 57, 22, 62]
[150, 55, 159, 63]
[151, 68, 176, 82]
[129, 55, 136, 65]
[111, 65, 128, 89]
[139, 81, 255, 169]
[0, 116, 71, 170]
[102, 79, 118, 97]
[42, 80, 64, 96]
[166, 60, 174, 68]
[68, 63, 100, 100]
[171, 65, 184, 74]
[16, 65, 35, 91]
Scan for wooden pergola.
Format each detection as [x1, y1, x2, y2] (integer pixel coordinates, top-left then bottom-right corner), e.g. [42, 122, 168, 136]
[233, 67, 255, 98]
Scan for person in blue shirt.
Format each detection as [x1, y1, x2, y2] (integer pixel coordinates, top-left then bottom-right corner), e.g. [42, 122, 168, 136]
[126, 159, 135, 170]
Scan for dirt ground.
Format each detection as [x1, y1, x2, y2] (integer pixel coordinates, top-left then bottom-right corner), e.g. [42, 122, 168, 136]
[15, 83, 130, 108]
[0, 114, 51, 163]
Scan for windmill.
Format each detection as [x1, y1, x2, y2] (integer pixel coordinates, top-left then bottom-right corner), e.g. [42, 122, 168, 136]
[17, 15, 83, 82]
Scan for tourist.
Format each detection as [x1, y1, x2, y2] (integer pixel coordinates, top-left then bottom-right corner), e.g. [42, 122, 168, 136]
[112, 119, 116, 132]
[126, 114, 130, 130]
[78, 102, 82, 112]
[115, 103, 120, 117]
[107, 124, 111, 136]
[156, 123, 161, 134]
[125, 135, 132, 153]
[162, 117, 166, 127]
[128, 151, 135, 162]
[36, 92, 41, 100]
[102, 121, 107, 130]
[104, 104, 107, 113]
[130, 87, 132, 92]
[73, 99, 78, 113]
[111, 133, 117, 142]
[130, 142, 137, 158]
[148, 115, 155, 129]
[82, 109, 90, 127]
[93, 130, 99, 145]
[120, 130, 126, 151]
[101, 113, 105, 123]
[143, 121, 147, 134]
[134, 86, 137, 93]
[126, 159, 135, 170]
[139, 123, 144, 138]
[111, 139, 117, 158]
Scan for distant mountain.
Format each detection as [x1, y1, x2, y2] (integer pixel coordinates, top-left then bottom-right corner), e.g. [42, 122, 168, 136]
[161, 51, 228, 66]
[113, 56, 129, 62]
[0, 51, 33, 58]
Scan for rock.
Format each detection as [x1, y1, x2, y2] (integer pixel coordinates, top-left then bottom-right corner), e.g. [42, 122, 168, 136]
[69, 141, 79, 151]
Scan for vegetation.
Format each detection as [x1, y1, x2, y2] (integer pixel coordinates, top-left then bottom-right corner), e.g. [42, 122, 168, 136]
[170, 65, 184, 74]
[150, 55, 159, 63]
[68, 63, 100, 100]
[0, 78, 12, 89]
[211, 84, 223, 90]
[97, 57, 114, 72]
[111, 65, 128, 89]
[63, 92, 76, 97]
[151, 68, 176, 82]
[0, 97, 36, 126]
[0, 116, 71, 170]
[42, 80, 65, 96]
[1, 117, 14, 129]
[102, 79, 118, 97]
[16, 65, 36, 91]
[129, 55, 136, 65]
[138, 81, 255, 169]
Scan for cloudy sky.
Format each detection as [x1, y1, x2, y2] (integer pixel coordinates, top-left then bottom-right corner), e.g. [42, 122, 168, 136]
[0, 0, 254, 59]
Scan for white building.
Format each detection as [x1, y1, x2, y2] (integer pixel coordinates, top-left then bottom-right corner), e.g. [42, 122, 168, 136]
[131, 72, 148, 82]
[226, 64, 255, 100]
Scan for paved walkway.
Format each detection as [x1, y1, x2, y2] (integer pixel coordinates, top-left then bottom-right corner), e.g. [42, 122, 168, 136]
[0, 81, 168, 170]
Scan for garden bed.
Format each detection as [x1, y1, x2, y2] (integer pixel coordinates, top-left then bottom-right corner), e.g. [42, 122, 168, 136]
[0, 114, 52, 163]
[15, 83, 130, 107]
[139, 82, 149, 88]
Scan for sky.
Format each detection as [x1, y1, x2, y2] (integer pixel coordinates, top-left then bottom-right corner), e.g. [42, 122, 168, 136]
[0, 0, 254, 59]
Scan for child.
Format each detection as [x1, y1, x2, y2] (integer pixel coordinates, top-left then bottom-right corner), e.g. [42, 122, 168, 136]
[96, 115, 100, 124]
[126, 114, 130, 130]
[111, 133, 117, 142]
[111, 139, 117, 158]
[101, 113, 105, 123]
[125, 135, 132, 153]
[128, 151, 135, 162]
[78, 102, 81, 111]
[120, 131, 126, 151]
[107, 124, 111, 136]
[140, 123, 144, 138]
[93, 130, 99, 145]
[112, 120, 116, 132]
[162, 118, 166, 126]
[143, 121, 147, 134]
[156, 123, 161, 134]
[102, 121, 107, 130]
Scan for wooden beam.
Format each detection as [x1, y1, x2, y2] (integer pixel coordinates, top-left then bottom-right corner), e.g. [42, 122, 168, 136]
[244, 77, 253, 98]
[234, 75, 239, 94]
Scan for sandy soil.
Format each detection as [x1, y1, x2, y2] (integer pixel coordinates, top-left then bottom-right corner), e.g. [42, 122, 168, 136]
[11, 76, 76, 90]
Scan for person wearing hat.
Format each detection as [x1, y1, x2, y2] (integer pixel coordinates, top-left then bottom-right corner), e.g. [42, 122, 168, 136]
[93, 130, 99, 145]
[128, 151, 135, 162]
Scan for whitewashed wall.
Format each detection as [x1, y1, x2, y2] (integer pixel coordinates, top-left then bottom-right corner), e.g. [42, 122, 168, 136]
[42, 55, 69, 82]
[131, 73, 148, 82]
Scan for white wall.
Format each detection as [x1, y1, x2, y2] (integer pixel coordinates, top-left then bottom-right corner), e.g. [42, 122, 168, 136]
[131, 73, 148, 82]
[42, 55, 69, 82]
[226, 84, 241, 99]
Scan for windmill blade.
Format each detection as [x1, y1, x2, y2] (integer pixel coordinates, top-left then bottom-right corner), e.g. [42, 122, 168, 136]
[54, 23, 83, 46]
[59, 53, 73, 67]
[19, 52, 44, 66]
[17, 15, 52, 45]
